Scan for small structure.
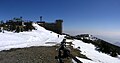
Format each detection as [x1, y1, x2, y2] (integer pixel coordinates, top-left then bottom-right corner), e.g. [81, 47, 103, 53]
[4, 17, 34, 32]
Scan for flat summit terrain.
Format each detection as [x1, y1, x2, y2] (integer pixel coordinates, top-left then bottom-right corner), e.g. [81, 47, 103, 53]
[0, 46, 72, 63]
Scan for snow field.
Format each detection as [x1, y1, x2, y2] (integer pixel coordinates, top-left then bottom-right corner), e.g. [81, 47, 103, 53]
[0, 23, 64, 51]
[72, 40, 120, 63]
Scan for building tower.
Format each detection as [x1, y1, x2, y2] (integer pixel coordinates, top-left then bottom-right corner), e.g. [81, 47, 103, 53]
[56, 19, 63, 34]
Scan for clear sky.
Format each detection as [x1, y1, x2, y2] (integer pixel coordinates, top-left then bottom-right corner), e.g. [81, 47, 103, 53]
[0, 0, 120, 43]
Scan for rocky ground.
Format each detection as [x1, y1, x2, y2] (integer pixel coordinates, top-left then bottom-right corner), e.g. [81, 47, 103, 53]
[0, 42, 88, 63]
[0, 46, 73, 63]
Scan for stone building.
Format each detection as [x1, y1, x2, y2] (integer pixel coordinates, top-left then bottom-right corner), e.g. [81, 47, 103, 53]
[37, 19, 63, 34]
[0, 17, 63, 34]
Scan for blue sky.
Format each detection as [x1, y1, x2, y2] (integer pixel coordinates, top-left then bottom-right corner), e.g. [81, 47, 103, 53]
[0, 0, 120, 43]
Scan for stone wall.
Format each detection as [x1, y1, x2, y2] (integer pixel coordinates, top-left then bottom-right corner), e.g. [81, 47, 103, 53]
[37, 20, 63, 34]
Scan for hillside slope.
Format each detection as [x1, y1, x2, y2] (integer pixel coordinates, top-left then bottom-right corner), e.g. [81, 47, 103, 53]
[72, 39, 120, 63]
[0, 23, 64, 51]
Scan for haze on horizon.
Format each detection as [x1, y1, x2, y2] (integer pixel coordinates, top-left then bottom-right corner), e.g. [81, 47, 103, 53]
[0, 0, 120, 44]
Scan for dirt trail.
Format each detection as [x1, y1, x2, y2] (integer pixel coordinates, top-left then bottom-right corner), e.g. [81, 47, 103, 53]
[0, 46, 72, 63]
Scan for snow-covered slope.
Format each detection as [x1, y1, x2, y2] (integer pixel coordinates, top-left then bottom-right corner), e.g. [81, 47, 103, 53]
[0, 23, 64, 51]
[72, 40, 120, 63]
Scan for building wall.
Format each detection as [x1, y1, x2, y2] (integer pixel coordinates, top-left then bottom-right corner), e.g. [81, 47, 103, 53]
[37, 20, 63, 34]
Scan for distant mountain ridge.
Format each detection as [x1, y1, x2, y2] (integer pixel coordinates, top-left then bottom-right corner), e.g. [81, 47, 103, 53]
[63, 33, 120, 57]
[114, 42, 120, 47]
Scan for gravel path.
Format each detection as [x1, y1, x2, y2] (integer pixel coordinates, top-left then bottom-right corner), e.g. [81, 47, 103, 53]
[0, 46, 72, 63]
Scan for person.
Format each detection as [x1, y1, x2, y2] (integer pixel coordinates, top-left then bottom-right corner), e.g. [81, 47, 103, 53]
[58, 35, 59, 38]
[61, 39, 66, 44]
[63, 47, 70, 58]
[58, 39, 66, 57]
[60, 39, 66, 49]
[58, 39, 70, 58]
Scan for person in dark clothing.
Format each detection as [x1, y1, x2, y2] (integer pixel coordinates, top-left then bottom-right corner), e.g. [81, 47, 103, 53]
[58, 35, 59, 38]
[58, 39, 70, 58]
[59, 39, 66, 50]
[56, 39, 71, 63]
[63, 47, 70, 58]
